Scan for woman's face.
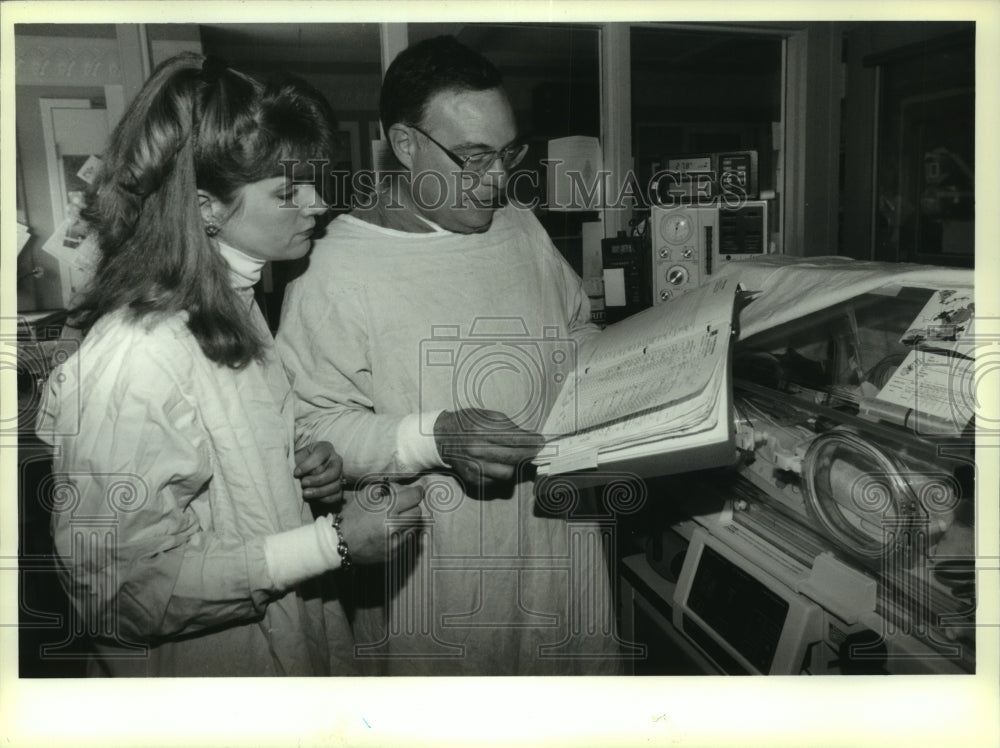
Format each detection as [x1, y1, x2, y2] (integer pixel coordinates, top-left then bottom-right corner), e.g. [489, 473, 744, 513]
[217, 176, 327, 262]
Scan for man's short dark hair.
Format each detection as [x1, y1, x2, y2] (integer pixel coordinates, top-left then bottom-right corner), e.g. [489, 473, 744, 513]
[380, 35, 504, 132]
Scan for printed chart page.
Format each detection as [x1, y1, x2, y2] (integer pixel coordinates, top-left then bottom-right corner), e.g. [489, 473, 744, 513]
[872, 288, 977, 434]
[536, 276, 743, 476]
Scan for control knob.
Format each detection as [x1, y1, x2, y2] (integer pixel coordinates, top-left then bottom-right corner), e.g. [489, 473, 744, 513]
[666, 266, 689, 285]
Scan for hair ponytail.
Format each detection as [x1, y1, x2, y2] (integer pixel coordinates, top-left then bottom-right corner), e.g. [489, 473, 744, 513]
[72, 52, 335, 368]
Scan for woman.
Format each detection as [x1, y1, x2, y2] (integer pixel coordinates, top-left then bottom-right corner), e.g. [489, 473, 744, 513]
[35, 52, 422, 677]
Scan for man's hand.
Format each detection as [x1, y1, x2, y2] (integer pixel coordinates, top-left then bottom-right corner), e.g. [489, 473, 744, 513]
[433, 409, 545, 492]
[338, 483, 425, 564]
[294, 441, 343, 504]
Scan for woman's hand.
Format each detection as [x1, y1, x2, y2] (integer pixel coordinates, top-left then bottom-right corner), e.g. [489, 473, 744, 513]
[294, 441, 343, 504]
[338, 483, 425, 565]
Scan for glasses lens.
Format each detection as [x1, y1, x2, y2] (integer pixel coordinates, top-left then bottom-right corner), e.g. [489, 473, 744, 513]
[464, 153, 496, 173]
[464, 144, 528, 174]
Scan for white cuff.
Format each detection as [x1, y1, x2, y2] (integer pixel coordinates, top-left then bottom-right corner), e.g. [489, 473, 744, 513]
[263, 515, 342, 590]
[396, 410, 449, 471]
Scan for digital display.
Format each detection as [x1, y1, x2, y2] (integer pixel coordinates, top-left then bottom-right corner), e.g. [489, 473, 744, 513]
[668, 155, 713, 173]
[687, 545, 789, 673]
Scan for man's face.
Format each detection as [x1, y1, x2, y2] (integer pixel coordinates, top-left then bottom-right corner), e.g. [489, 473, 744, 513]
[407, 87, 518, 234]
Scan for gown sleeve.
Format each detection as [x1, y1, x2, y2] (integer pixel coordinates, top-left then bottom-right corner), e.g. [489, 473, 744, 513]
[277, 271, 416, 480]
[47, 338, 281, 644]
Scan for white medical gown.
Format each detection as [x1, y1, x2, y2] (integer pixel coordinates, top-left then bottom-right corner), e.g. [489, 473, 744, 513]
[35, 305, 355, 676]
[277, 204, 624, 675]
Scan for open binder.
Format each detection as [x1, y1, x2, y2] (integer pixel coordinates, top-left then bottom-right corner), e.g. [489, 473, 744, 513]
[534, 275, 748, 480]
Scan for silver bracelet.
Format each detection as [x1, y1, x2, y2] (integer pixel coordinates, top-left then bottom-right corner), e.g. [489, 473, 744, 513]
[331, 513, 352, 569]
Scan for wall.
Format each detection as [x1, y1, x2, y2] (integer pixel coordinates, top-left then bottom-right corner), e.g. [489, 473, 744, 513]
[14, 25, 201, 310]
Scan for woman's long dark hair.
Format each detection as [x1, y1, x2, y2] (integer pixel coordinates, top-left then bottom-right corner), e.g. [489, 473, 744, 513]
[72, 52, 336, 368]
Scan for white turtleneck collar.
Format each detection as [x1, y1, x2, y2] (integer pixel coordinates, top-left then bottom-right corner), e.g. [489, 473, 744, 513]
[217, 241, 266, 291]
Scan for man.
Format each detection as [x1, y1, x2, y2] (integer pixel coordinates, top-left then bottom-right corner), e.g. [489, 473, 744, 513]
[277, 35, 622, 675]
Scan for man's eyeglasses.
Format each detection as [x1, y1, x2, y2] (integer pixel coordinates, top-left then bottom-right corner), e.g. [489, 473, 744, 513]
[409, 124, 528, 175]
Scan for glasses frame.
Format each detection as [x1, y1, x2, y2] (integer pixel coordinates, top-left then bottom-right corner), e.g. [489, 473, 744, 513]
[408, 124, 528, 175]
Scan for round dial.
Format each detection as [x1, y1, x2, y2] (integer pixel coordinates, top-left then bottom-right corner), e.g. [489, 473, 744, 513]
[666, 266, 689, 285]
[659, 213, 693, 244]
